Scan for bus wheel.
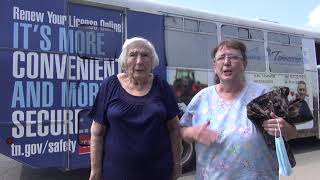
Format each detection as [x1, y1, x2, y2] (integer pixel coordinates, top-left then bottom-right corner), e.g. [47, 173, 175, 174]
[181, 140, 196, 173]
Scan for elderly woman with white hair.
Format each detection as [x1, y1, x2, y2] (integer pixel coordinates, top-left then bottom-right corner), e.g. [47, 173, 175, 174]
[89, 37, 182, 180]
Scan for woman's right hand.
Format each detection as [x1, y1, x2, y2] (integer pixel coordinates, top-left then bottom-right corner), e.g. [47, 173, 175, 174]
[193, 121, 219, 146]
[89, 170, 103, 180]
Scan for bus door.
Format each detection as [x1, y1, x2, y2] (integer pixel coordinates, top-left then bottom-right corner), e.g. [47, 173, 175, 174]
[68, 2, 123, 170]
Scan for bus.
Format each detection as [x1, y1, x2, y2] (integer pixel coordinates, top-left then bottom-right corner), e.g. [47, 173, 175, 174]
[1, 0, 319, 173]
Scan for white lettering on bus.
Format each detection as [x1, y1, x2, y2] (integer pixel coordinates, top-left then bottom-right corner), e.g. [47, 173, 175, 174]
[13, 6, 44, 23]
[12, 51, 116, 80]
[11, 109, 81, 138]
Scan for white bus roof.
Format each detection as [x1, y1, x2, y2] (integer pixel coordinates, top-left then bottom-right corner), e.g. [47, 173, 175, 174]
[81, 0, 320, 40]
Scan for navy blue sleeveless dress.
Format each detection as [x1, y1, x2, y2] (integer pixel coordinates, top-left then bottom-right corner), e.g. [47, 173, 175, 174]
[89, 75, 180, 180]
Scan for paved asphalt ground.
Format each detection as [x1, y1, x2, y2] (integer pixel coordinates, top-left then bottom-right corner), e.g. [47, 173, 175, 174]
[0, 137, 320, 180]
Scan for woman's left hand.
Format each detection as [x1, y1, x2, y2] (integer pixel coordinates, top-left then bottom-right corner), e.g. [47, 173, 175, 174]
[262, 112, 293, 138]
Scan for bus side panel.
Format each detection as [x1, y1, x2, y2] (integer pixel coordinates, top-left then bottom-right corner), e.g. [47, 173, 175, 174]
[127, 11, 166, 79]
[246, 37, 319, 137]
[295, 38, 319, 137]
[0, 0, 123, 169]
[0, 0, 68, 169]
[0, 0, 12, 48]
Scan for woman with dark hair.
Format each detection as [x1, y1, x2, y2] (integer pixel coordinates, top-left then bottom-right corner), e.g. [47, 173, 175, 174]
[180, 39, 297, 179]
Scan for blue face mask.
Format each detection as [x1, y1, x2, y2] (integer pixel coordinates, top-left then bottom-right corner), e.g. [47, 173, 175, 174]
[275, 120, 292, 176]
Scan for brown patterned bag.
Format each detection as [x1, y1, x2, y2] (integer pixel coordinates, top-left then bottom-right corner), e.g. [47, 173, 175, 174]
[247, 86, 313, 167]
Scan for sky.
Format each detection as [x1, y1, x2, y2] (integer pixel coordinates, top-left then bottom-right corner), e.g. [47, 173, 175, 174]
[152, 0, 320, 32]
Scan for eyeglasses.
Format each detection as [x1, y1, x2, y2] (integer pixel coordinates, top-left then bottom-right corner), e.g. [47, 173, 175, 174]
[214, 54, 243, 63]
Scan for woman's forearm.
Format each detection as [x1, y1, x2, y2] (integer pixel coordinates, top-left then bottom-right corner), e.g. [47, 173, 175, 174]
[170, 127, 182, 165]
[168, 117, 182, 164]
[180, 126, 195, 143]
[168, 117, 182, 180]
[90, 121, 105, 174]
[90, 135, 104, 172]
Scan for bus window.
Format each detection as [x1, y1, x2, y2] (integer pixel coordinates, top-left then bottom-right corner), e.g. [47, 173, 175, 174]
[165, 16, 218, 69]
[164, 16, 183, 29]
[239, 28, 249, 39]
[290, 36, 302, 46]
[267, 32, 281, 43]
[221, 25, 238, 37]
[199, 21, 217, 34]
[279, 34, 290, 44]
[267, 32, 304, 74]
[184, 18, 198, 32]
[245, 40, 266, 72]
[78, 109, 92, 146]
[249, 29, 264, 40]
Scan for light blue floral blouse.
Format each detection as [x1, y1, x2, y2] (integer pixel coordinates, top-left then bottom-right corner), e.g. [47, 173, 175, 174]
[180, 82, 278, 180]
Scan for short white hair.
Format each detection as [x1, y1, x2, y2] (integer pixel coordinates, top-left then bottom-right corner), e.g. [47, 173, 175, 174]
[118, 37, 159, 70]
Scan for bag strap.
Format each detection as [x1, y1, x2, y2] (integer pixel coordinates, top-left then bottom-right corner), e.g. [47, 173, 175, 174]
[275, 119, 282, 137]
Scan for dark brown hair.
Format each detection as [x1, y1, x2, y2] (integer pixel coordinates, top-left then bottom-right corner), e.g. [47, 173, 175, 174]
[211, 39, 247, 61]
